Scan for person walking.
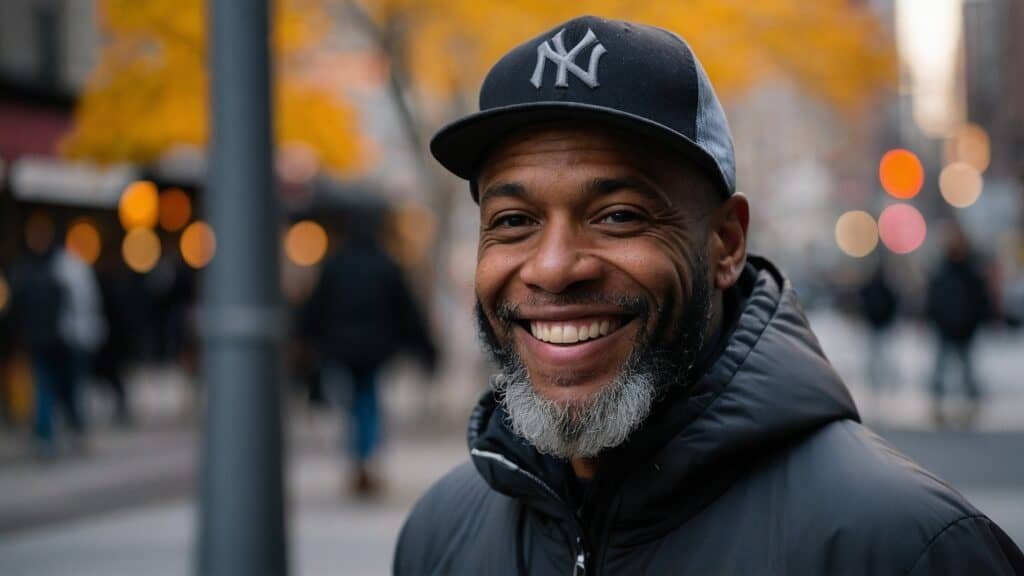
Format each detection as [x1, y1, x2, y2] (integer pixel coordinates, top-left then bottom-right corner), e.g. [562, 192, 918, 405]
[9, 213, 86, 456]
[304, 209, 436, 496]
[926, 226, 992, 427]
[858, 259, 899, 392]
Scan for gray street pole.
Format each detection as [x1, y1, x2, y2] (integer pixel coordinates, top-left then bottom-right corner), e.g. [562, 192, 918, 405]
[198, 0, 287, 574]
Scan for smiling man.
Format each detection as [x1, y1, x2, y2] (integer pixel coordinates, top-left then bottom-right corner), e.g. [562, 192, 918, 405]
[394, 15, 1024, 575]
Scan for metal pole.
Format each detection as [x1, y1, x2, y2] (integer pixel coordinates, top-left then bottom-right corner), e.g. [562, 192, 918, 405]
[199, 0, 287, 574]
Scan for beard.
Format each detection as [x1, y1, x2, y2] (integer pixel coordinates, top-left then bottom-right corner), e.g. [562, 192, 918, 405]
[476, 252, 713, 460]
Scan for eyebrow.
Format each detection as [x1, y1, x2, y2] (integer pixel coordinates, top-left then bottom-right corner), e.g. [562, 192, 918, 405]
[588, 177, 671, 206]
[479, 182, 527, 206]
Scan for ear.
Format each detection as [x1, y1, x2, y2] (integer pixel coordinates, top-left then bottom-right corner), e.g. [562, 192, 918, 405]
[708, 193, 749, 290]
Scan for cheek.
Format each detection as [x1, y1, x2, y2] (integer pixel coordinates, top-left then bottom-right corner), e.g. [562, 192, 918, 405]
[475, 247, 522, 305]
[602, 233, 694, 312]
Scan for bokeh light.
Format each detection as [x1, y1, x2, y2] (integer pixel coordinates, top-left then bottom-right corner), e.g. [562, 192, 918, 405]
[277, 143, 319, 185]
[834, 210, 879, 258]
[119, 180, 159, 230]
[122, 228, 161, 273]
[285, 220, 328, 267]
[180, 221, 216, 269]
[159, 188, 193, 232]
[0, 272, 9, 314]
[879, 149, 924, 199]
[939, 162, 984, 208]
[878, 204, 927, 254]
[949, 123, 991, 173]
[65, 218, 102, 265]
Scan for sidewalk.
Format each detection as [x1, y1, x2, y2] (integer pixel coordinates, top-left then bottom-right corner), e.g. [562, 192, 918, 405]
[0, 315, 1022, 574]
[809, 309, 1024, 430]
[0, 411, 466, 576]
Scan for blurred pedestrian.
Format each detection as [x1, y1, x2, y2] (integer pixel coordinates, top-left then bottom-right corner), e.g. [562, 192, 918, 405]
[926, 226, 992, 427]
[8, 212, 92, 456]
[94, 250, 134, 425]
[857, 258, 899, 392]
[304, 210, 436, 497]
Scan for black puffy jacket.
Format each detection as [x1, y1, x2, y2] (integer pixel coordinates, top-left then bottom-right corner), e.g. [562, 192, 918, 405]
[395, 258, 1023, 575]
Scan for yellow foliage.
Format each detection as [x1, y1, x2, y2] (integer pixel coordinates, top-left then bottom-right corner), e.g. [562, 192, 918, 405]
[62, 0, 365, 175]
[357, 0, 896, 111]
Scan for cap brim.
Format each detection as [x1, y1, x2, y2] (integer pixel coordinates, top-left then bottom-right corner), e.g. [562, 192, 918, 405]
[430, 102, 730, 199]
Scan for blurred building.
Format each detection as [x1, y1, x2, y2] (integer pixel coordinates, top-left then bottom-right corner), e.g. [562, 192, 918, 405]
[0, 0, 130, 263]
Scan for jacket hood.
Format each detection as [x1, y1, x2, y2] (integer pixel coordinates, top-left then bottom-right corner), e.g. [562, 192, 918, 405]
[467, 256, 859, 541]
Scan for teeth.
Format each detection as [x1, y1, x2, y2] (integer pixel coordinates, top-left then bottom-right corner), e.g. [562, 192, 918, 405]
[528, 318, 620, 344]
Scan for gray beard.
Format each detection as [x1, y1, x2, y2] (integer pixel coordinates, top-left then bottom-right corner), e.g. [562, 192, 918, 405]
[488, 347, 661, 459]
[477, 253, 712, 460]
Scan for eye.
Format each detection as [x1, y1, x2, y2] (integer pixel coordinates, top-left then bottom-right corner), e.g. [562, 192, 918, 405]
[597, 209, 643, 225]
[492, 213, 534, 228]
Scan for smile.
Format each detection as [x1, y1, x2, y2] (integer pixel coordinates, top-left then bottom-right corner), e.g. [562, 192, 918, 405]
[527, 317, 625, 345]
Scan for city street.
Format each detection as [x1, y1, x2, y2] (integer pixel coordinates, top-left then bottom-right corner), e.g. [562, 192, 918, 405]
[1, 314, 1022, 575]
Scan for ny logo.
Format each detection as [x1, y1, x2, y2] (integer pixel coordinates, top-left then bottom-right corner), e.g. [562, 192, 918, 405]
[530, 28, 607, 89]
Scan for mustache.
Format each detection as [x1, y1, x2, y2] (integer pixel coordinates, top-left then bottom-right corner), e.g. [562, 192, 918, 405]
[492, 293, 650, 333]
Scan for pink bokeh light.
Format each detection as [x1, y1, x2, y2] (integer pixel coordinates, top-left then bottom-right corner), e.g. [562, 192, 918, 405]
[878, 203, 927, 254]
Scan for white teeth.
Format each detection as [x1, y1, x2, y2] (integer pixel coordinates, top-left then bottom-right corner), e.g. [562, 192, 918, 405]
[528, 319, 620, 344]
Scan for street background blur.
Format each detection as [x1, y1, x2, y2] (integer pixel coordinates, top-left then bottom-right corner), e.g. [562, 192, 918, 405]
[0, 1, 1022, 574]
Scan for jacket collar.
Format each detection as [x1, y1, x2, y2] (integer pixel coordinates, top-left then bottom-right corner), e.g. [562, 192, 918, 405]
[468, 256, 859, 539]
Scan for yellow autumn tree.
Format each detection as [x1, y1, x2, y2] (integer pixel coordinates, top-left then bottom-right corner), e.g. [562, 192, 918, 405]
[353, 0, 895, 110]
[61, 0, 367, 175]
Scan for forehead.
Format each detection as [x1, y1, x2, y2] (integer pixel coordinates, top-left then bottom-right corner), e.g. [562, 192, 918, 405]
[479, 123, 664, 184]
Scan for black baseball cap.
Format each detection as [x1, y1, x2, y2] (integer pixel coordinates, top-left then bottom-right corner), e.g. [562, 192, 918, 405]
[430, 15, 736, 200]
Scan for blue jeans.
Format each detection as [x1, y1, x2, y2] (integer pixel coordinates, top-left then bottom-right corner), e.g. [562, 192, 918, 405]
[324, 363, 380, 463]
[932, 338, 980, 401]
[32, 349, 84, 446]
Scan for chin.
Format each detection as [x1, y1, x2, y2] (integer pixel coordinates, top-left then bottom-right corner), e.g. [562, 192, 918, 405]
[531, 372, 617, 408]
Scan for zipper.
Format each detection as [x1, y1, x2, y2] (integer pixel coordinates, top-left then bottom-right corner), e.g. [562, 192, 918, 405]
[471, 448, 590, 576]
[573, 536, 587, 575]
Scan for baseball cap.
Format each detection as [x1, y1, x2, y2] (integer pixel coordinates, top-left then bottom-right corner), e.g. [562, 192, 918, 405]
[430, 15, 736, 200]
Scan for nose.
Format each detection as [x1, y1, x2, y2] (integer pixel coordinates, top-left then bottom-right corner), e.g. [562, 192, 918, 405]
[518, 217, 602, 294]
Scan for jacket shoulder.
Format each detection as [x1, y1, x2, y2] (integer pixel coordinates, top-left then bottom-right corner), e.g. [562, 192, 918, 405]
[393, 461, 510, 575]
[777, 420, 1022, 573]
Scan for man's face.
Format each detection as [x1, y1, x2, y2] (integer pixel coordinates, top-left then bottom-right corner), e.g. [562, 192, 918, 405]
[474, 123, 716, 454]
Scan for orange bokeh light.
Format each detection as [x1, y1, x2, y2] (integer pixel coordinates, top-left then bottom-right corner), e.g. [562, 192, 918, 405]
[284, 220, 328, 267]
[122, 228, 161, 273]
[65, 218, 102, 265]
[180, 221, 216, 269]
[119, 180, 159, 230]
[879, 149, 924, 199]
[159, 188, 193, 232]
